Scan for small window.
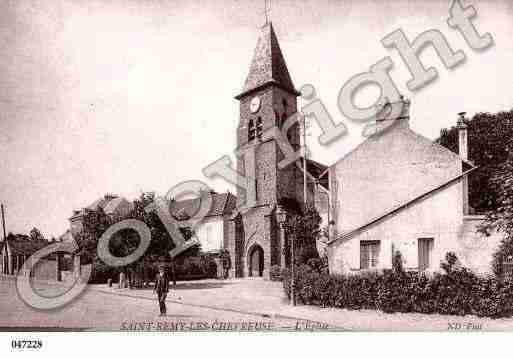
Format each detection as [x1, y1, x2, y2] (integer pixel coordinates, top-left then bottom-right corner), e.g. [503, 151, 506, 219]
[418, 238, 433, 271]
[360, 241, 380, 269]
[256, 117, 263, 139]
[248, 119, 255, 141]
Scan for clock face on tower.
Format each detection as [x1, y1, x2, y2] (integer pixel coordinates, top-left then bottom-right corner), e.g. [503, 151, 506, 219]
[249, 96, 261, 113]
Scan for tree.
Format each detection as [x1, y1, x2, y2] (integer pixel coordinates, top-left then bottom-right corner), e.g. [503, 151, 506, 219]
[75, 191, 199, 285]
[487, 141, 513, 235]
[29, 227, 45, 242]
[6, 232, 30, 242]
[392, 250, 404, 274]
[437, 109, 513, 213]
[485, 140, 513, 277]
[75, 207, 110, 264]
[283, 204, 322, 266]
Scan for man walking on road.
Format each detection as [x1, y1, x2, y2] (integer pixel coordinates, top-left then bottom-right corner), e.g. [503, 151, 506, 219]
[153, 265, 169, 316]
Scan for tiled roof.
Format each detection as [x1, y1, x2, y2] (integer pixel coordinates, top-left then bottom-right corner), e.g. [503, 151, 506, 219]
[169, 192, 236, 220]
[236, 22, 297, 99]
[102, 197, 133, 216]
[70, 195, 132, 219]
[86, 197, 111, 211]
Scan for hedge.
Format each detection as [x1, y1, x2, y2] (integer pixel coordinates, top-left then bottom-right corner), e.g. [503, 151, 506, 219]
[174, 254, 218, 280]
[282, 253, 513, 318]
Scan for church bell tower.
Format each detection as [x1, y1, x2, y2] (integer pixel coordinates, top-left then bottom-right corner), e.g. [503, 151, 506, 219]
[228, 22, 306, 278]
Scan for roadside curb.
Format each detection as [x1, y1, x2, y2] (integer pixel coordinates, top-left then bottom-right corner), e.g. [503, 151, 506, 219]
[90, 286, 346, 330]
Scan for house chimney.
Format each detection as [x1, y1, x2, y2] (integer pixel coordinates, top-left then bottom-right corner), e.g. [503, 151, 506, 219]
[376, 96, 410, 125]
[457, 112, 468, 161]
[457, 112, 469, 215]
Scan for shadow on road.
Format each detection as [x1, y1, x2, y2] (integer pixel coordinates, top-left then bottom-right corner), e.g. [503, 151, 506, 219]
[172, 281, 235, 290]
[127, 280, 235, 291]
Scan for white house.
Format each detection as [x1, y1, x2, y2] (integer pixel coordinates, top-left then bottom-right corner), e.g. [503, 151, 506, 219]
[326, 99, 504, 275]
[170, 191, 237, 253]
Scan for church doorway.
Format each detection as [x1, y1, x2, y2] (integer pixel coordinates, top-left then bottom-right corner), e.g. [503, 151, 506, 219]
[248, 245, 264, 277]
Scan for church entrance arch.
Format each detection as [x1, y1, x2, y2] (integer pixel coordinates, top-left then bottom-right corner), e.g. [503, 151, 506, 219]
[248, 244, 264, 277]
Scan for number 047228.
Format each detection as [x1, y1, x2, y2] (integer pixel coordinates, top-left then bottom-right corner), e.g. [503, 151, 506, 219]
[11, 340, 43, 349]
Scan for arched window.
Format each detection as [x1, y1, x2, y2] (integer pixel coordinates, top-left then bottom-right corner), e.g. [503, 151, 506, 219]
[248, 119, 255, 141]
[256, 117, 263, 139]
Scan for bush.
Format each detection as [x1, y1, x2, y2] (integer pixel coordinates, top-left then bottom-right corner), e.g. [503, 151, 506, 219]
[282, 252, 513, 318]
[392, 250, 404, 274]
[491, 235, 513, 278]
[174, 254, 218, 280]
[88, 258, 120, 284]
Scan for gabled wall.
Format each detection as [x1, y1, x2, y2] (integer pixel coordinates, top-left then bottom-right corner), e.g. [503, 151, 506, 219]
[329, 119, 463, 237]
[328, 180, 464, 273]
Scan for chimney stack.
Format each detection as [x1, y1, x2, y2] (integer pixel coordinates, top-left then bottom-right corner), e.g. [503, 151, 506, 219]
[457, 112, 469, 215]
[376, 96, 411, 123]
[457, 112, 468, 160]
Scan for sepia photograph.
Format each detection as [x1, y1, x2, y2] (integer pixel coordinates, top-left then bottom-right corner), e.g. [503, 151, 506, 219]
[1, 0, 513, 354]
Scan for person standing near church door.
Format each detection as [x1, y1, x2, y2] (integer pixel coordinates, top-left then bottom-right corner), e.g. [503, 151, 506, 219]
[153, 265, 169, 316]
[222, 250, 231, 279]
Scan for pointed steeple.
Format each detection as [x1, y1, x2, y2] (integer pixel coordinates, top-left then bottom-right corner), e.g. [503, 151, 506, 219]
[235, 22, 299, 99]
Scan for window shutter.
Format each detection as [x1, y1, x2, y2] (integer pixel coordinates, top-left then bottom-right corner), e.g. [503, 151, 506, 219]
[418, 238, 433, 271]
[360, 243, 369, 269]
[371, 242, 380, 267]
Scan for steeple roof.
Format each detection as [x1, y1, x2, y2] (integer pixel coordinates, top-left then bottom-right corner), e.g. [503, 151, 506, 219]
[235, 22, 299, 99]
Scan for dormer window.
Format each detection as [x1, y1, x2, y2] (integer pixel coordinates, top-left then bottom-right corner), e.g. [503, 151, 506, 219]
[256, 117, 263, 139]
[248, 119, 256, 141]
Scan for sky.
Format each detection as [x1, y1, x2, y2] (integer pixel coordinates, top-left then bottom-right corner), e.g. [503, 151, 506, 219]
[0, 0, 512, 238]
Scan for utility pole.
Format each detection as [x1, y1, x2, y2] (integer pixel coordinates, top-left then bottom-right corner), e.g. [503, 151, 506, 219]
[1, 204, 6, 241]
[290, 229, 296, 306]
[303, 115, 308, 206]
[290, 115, 308, 307]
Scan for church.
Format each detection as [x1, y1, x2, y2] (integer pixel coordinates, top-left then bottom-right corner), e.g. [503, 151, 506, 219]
[61, 21, 504, 280]
[223, 21, 504, 278]
[61, 21, 329, 280]
[224, 21, 328, 278]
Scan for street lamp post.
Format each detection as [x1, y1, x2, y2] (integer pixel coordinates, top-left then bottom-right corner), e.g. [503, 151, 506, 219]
[276, 206, 295, 306]
[290, 231, 296, 306]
